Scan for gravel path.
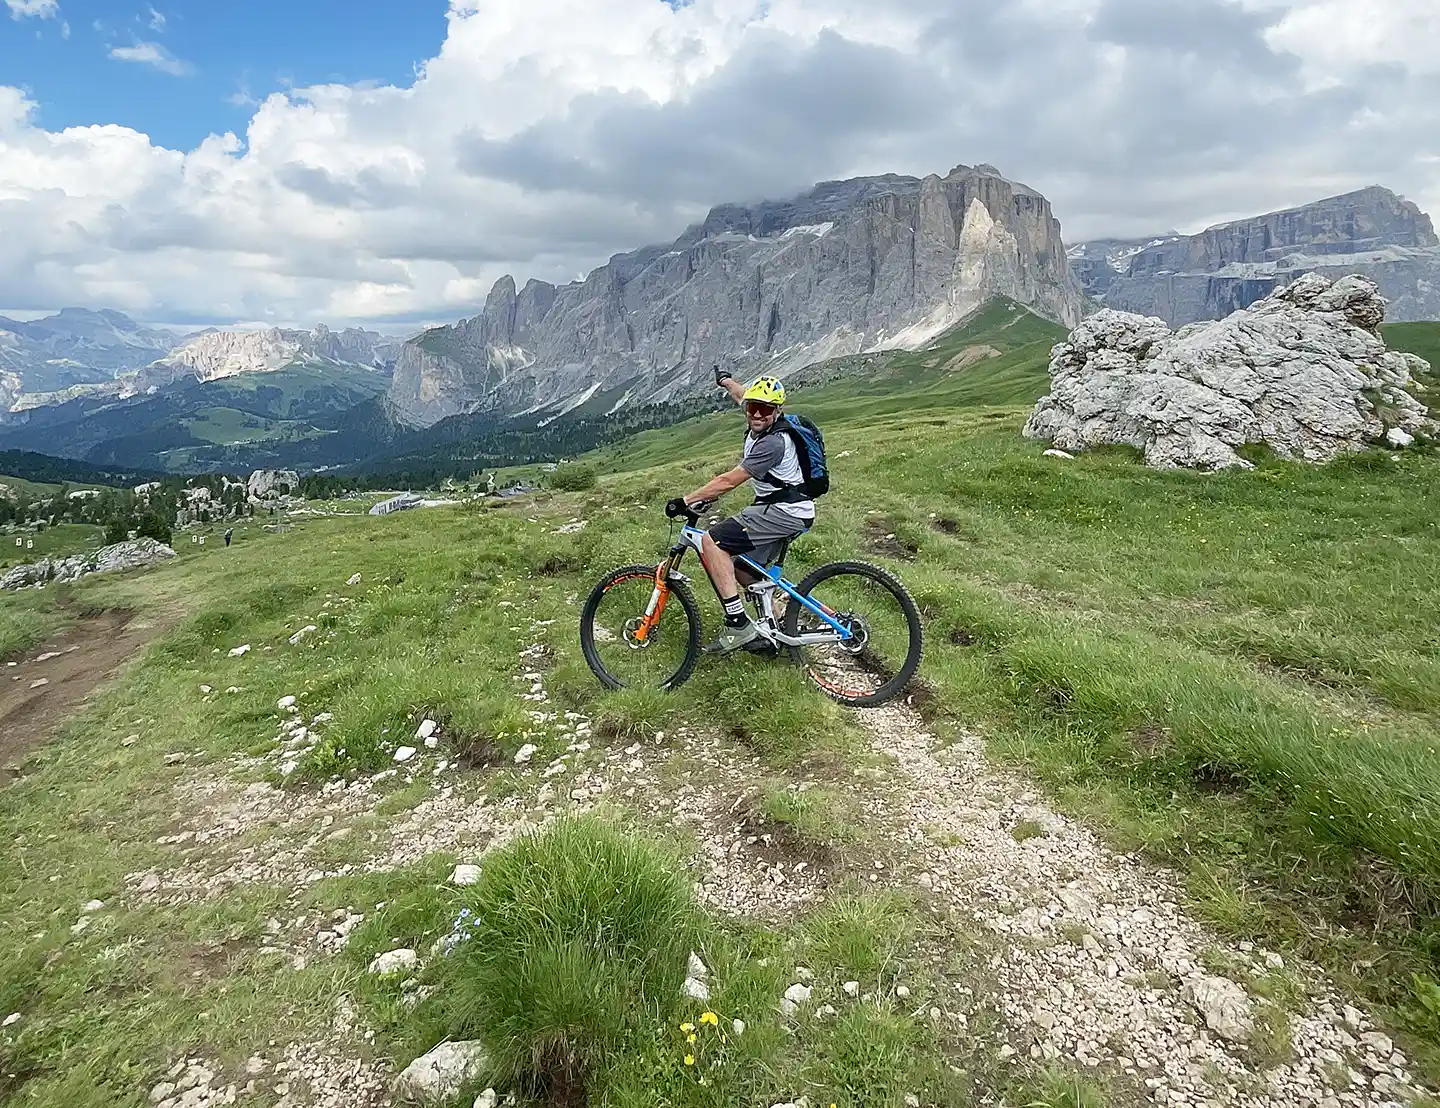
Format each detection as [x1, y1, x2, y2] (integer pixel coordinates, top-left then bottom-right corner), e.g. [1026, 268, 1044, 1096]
[855, 696, 1427, 1108]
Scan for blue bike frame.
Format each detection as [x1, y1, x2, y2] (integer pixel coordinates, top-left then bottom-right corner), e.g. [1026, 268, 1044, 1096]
[674, 523, 854, 645]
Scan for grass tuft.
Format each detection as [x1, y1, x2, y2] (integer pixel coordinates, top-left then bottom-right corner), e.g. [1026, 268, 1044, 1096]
[427, 816, 704, 1098]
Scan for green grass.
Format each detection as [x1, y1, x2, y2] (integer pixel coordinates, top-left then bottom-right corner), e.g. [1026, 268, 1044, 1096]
[3, 297, 1439, 1101]
[759, 784, 857, 851]
[0, 587, 72, 658]
[181, 406, 323, 446]
[0, 522, 107, 570]
[1384, 321, 1440, 372]
[423, 816, 703, 1097]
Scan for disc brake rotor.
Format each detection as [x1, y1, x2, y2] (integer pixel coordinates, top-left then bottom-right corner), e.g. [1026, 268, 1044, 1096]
[836, 611, 869, 654]
[623, 616, 654, 649]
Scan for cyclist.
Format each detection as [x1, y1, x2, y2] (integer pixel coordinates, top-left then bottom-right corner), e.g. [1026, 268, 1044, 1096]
[665, 369, 814, 654]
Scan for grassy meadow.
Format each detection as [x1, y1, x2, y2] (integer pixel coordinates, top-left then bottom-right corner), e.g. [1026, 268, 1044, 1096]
[0, 306, 1437, 1106]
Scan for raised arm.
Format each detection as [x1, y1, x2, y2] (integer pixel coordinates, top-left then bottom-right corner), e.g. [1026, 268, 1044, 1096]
[714, 365, 747, 406]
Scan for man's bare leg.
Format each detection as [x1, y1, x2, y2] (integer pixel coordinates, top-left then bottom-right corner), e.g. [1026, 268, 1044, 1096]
[699, 533, 740, 601]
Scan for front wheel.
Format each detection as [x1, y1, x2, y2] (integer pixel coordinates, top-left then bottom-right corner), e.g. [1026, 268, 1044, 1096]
[780, 560, 923, 708]
[580, 564, 702, 692]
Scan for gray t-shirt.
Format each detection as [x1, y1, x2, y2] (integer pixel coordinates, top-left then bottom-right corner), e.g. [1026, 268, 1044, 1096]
[742, 428, 815, 520]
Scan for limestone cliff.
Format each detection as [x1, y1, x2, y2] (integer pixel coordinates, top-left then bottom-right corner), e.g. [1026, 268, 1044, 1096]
[1072, 187, 1440, 326]
[389, 164, 1086, 426]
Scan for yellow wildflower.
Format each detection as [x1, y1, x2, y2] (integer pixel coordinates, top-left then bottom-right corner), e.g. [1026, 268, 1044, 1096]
[687, 1034, 697, 1045]
[679, 1022, 696, 1033]
[684, 1055, 696, 1066]
[699, 1011, 719, 1026]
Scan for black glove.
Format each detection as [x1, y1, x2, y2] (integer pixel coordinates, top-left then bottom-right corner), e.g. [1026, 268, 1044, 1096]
[665, 497, 691, 519]
[713, 364, 732, 387]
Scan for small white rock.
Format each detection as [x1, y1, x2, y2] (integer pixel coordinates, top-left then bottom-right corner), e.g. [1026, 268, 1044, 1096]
[346, 573, 363, 586]
[450, 864, 481, 886]
[474, 1090, 498, 1108]
[515, 743, 538, 765]
[416, 719, 438, 741]
[368, 948, 419, 975]
[81, 899, 104, 913]
[895, 984, 911, 999]
[732, 1018, 746, 1037]
[682, 976, 710, 1002]
[393, 1040, 489, 1101]
[393, 746, 418, 763]
[228, 644, 251, 657]
[277, 695, 297, 710]
[199, 685, 213, 694]
[1044, 448, 1076, 460]
[2, 1012, 19, 1027]
[783, 983, 812, 1005]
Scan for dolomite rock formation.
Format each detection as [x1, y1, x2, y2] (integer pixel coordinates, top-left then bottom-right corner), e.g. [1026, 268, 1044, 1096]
[1024, 273, 1435, 469]
[389, 163, 1086, 426]
[1071, 186, 1440, 326]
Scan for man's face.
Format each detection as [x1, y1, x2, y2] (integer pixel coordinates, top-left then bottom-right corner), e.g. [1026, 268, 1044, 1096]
[745, 400, 780, 432]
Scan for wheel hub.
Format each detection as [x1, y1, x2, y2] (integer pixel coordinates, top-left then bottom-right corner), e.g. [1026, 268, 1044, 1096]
[836, 611, 868, 654]
[623, 617, 653, 649]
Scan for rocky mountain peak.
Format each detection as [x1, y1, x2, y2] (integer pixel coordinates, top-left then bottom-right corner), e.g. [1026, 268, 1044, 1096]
[1072, 186, 1440, 325]
[389, 161, 1086, 427]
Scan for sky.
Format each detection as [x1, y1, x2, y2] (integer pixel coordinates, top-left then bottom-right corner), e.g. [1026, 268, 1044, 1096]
[1, 0, 1438, 330]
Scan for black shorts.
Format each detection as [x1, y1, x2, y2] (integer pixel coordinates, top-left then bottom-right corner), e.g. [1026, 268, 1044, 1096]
[709, 504, 812, 566]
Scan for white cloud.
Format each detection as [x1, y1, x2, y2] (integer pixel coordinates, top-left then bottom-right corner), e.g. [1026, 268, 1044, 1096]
[109, 40, 191, 76]
[147, 6, 165, 32]
[2, 0, 1438, 327]
[5, 0, 59, 19]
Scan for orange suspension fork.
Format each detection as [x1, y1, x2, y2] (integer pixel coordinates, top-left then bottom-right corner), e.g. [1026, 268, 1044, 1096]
[632, 562, 671, 643]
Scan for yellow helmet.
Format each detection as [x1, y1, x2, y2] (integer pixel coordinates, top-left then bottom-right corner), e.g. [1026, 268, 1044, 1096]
[742, 375, 786, 406]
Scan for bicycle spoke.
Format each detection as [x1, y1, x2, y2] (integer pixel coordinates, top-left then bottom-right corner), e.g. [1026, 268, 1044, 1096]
[585, 572, 695, 689]
[785, 566, 922, 705]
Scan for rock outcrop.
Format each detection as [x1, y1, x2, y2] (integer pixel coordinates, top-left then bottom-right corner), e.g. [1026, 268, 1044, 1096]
[1071, 187, 1440, 326]
[1024, 273, 1435, 469]
[1, 537, 176, 590]
[247, 469, 300, 501]
[389, 164, 1086, 426]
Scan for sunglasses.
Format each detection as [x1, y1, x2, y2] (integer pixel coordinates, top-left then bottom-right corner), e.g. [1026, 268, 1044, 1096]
[745, 401, 778, 417]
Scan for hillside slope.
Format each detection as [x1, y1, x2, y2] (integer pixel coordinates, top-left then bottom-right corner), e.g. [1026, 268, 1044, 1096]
[3, 305, 1439, 1105]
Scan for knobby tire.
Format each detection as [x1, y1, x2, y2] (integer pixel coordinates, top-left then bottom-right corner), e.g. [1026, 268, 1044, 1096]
[780, 559, 924, 708]
[579, 564, 703, 691]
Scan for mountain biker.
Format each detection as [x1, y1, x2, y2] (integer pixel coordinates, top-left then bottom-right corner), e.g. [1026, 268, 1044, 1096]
[665, 368, 814, 654]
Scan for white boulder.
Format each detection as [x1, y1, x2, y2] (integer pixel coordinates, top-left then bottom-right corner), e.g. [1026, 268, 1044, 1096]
[1, 538, 176, 591]
[368, 948, 419, 976]
[450, 864, 481, 886]
[1025, 273, 1434, 469]
[392, 1040, 489, 1101]
[1182, 975, 1254, 1042]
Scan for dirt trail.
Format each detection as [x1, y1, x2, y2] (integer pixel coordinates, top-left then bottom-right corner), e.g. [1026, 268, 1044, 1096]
[855, 696, 1427, 1108]
[1, 610, 161, 779]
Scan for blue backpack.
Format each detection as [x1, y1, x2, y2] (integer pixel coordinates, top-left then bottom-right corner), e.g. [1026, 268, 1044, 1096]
[755, 413, 830, 503]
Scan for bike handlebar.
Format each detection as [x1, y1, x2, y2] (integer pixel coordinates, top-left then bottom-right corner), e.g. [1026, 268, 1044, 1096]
[665, 498, 710, 525]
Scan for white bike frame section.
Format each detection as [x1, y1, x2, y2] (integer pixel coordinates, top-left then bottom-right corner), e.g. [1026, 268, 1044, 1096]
[669, 523, 854, 648]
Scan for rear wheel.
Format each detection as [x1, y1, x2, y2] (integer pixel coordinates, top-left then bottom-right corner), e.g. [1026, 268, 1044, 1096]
[780, 560, 923, 707]
[580, 564, 702, 691]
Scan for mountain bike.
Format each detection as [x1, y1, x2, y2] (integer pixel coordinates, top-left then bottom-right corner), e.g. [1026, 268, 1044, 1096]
[579, 501, 923, 708]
